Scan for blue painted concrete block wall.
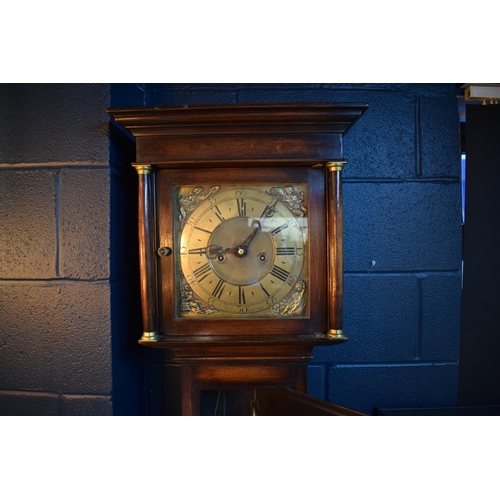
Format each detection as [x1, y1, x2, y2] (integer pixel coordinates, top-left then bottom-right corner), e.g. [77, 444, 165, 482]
[1, 84, 461, 415]
[111, 84, 462, 415]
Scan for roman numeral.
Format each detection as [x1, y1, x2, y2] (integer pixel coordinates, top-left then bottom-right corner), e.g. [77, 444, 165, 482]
[270, 223, 289, 236]
[212, 205, 225, 223]
[193, 263, 212, 282]
[276, 247, 295, 255]
[195, 226, 212, 235]
[237, 198, 247, 217]
[259, 283, 270, 297]
[188, 247, 207, 255]
[238, 286, 246, 304]
[269, 265, 290, 282]
[212, 279, 226, 299]
[260, 199, 278, 218]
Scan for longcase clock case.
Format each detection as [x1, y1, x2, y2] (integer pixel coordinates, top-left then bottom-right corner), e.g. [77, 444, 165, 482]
[107, 103, 367, 415]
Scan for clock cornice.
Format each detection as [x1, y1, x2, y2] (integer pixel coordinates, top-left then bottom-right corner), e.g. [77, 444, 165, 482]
[107, 103, 368, 164]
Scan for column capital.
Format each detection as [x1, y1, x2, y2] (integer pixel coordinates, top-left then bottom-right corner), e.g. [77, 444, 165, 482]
[326, 161, 347, 172]
[133, 164, 154, 175]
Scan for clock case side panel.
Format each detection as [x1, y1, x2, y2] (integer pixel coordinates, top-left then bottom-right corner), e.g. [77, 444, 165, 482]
[156, 165, 327, 337]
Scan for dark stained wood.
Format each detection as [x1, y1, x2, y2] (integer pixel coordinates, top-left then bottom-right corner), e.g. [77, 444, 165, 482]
[107, 103, 367, 415]
[108, 103, 368, 136]
[135, 166, 158, 339]
[128, 159, 343, 169]
[140, 334, 344, 360]
[222, 389, 365, 415]
[190, 363, 292, 387]
[138, 134, 341, 163]
[285, 388, 364, 415]
[262, 389, 365, 416]
[180, 364, 200, 416]
[156, 165, 327, 337]
[108, 103, 367, 164]
[181, 364, 308, 415]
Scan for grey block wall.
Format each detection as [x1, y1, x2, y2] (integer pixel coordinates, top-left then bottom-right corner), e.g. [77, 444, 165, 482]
[0, 84, 142, 415]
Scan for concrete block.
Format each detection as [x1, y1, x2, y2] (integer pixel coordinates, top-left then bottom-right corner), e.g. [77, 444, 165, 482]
[396, 84, 460, 96]
[421, 274, 461, 360]
[109, 123, 137, 174]
[314, 275, 419, 363]
[110, 278, 142, 353]
[341, 90, 417, 180]
[109, 83, 236, 107]
[419, 95, 461, 178]
[0, 83, 109, 164]
[0, 390, 59, 416]
[237, 87, 417, 179]
[59, 168, 110, 279]
[109, 170, 140, 282]
[146, 89, 236, 107]
[0, 283, 112, 394]
[110, 275, 144, 415]
[237, 83, 461, 180]
[109, 83, 150, 107]
[60, 395, 112, 416]
[344, 181, 462, 272]
[328, 363, 458, 415]
[0, 169, 56, 278]
[307, 364, 326, 400]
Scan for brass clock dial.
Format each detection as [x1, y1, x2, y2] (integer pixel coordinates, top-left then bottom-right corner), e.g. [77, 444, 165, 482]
[174, 184, 309, 319]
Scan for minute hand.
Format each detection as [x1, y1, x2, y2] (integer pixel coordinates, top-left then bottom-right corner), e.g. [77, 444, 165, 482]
[236, 220, 261, 255]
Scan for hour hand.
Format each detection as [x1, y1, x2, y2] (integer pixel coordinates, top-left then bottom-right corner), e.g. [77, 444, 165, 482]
[205, 245, 226, 259]
[203, 244, 241, 259]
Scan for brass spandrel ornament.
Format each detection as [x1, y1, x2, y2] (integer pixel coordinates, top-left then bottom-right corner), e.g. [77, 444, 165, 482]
[271, 279, 307, 316]
[178, 185, 221, 229]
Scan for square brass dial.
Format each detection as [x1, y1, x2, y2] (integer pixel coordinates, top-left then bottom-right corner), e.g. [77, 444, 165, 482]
[173, 183, 309, 319]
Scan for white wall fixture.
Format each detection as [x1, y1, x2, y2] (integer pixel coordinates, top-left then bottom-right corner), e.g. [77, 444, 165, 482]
[463, 84, 500, 104]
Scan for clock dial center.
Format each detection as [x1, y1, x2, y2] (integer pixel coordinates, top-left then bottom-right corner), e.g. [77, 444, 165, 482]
[208, 217, 274, 285]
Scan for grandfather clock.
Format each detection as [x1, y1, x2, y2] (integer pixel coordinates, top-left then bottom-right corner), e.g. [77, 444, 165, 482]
[107, 103, 367, 415]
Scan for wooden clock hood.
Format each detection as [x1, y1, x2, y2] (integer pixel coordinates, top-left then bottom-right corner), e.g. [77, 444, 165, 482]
[108, 102, 368, 164]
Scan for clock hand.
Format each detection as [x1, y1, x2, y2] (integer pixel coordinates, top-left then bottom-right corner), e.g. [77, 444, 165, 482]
[235, 220, 261, 256]
[206, 245, 227, 259]
[206, 245, 240, 259]
[203, 220, 261, 259]
[202, 244, 239, 259]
